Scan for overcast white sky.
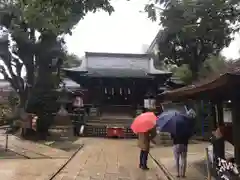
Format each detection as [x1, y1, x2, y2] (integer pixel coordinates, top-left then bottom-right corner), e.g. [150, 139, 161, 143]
[66, 0, 240, 59]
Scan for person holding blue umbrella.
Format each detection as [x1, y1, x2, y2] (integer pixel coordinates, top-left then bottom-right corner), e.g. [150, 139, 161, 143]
[157, 109, 196, 178]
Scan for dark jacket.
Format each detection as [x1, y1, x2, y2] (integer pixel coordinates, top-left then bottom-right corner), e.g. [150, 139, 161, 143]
[211, 136, 225, 160]
[171, 134, 189, 146]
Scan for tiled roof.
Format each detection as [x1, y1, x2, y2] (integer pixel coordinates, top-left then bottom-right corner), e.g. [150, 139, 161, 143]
[85, 52, 150, 58]
[82, 68, 153, 78]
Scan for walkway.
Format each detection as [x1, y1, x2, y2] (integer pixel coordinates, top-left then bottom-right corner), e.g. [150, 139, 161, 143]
[52, 138, 167, 180]
[0, 135, 226, 180]
[151, 142, 207, 180]
[0, 133, 84, 180]
[0, 138, 168, 180]
[150, 141, 234, 180]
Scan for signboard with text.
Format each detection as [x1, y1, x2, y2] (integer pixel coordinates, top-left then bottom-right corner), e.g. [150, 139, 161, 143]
[216, 158, 239, 180]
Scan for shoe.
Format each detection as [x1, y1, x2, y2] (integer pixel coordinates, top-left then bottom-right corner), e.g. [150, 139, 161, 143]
[141, 166, 149, 170]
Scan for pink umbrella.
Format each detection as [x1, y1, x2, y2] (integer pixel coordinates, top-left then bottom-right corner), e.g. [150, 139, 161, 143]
[131, 112, 157, 134]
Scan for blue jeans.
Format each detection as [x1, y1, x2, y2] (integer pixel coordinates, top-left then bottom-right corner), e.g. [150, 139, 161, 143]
[140, 150, 149, 167]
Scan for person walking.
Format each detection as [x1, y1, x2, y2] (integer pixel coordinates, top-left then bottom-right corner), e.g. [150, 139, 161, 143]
[138, 126, 156, 170]
[171, 109, 195, 178]
[171, 133, 190, 178]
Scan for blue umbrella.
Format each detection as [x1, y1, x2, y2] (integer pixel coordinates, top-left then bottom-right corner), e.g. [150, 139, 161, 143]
[157, 110, 194, 136]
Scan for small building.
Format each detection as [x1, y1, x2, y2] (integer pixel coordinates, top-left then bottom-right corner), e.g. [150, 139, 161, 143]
[158, 69, 240, 167]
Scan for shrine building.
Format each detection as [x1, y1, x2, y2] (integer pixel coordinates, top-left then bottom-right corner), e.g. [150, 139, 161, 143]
[64, 52, 173, 137]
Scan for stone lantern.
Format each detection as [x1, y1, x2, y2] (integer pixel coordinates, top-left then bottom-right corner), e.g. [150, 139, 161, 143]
[54, 83, 72, 126]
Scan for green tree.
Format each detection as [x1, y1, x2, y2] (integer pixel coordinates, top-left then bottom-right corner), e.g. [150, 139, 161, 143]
[172, 64, 193, 84]
[146, 0, 240, 80]
[63, 54, 82, 68]
[198, 55, 227, 79]
[0, 0, 117, 138]
[173, 55, 227, 84]
[0, 0, 115, 106]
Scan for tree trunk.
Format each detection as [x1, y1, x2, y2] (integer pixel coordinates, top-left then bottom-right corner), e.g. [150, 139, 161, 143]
[31, 32, 60, 139]
[189, 59, 201, 82]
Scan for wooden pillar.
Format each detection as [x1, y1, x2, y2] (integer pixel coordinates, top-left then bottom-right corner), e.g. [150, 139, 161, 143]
[98, 79, 103, 116]
[132, 81, 136, 116]
[231, 99, 240, 167]
[210, 102, 217, 131]
[216, 102, 224, 126]
[214, 101, 225, 159]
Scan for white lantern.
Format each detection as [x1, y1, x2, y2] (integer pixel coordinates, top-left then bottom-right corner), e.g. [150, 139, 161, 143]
[73, 97, 83, 107]
[144, 98, 156, 109]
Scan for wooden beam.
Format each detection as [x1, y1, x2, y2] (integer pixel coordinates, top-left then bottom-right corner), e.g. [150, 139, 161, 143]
[216, 102, 224, 126]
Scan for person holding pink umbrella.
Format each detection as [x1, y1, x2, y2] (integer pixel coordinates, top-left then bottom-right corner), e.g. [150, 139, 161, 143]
[131, 112, 157, 170]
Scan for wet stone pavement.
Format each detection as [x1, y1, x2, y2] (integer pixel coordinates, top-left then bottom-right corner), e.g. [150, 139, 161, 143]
[53, 138, 167, 180]
[0, 135, 223, 180]
[151, 142, 208, 180]
[0, 137, 168, 180]
[151, 141, 234, 180]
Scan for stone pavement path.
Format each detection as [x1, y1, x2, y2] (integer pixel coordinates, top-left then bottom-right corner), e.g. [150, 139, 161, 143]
[0, 136, 84, 180]
[0, 158, 67, 180]
[53, 138, 167, 180]
[0, 135, 71, 159]
[0, 138, 168, 180]
[151, 141, 234, 180]
[150, 141, 211, 180]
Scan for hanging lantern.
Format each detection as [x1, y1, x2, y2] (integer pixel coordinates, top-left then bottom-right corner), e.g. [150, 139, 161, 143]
[73, 96, 83, 107]
[144, 98, 156, 110]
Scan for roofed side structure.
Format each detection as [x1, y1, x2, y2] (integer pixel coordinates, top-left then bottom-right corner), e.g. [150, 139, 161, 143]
[159, 70, 240, 101]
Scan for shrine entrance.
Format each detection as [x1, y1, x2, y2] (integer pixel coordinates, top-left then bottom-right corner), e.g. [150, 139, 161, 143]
[102, 86, 132, 106]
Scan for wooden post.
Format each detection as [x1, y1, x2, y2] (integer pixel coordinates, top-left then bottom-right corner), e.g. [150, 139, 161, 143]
[210, 102, 217, 131]
[5, 130, 8, 152]
[231, 99, 240, 167]
[216, 102, 224, 126]
[132, 81, 136, 117]
[205, 147, 212, 180]
[214, 101, 225, 159]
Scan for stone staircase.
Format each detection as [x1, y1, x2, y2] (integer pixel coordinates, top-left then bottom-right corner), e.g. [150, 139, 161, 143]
[83, 105, 136, 138]
[83, 125, 136, 138]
